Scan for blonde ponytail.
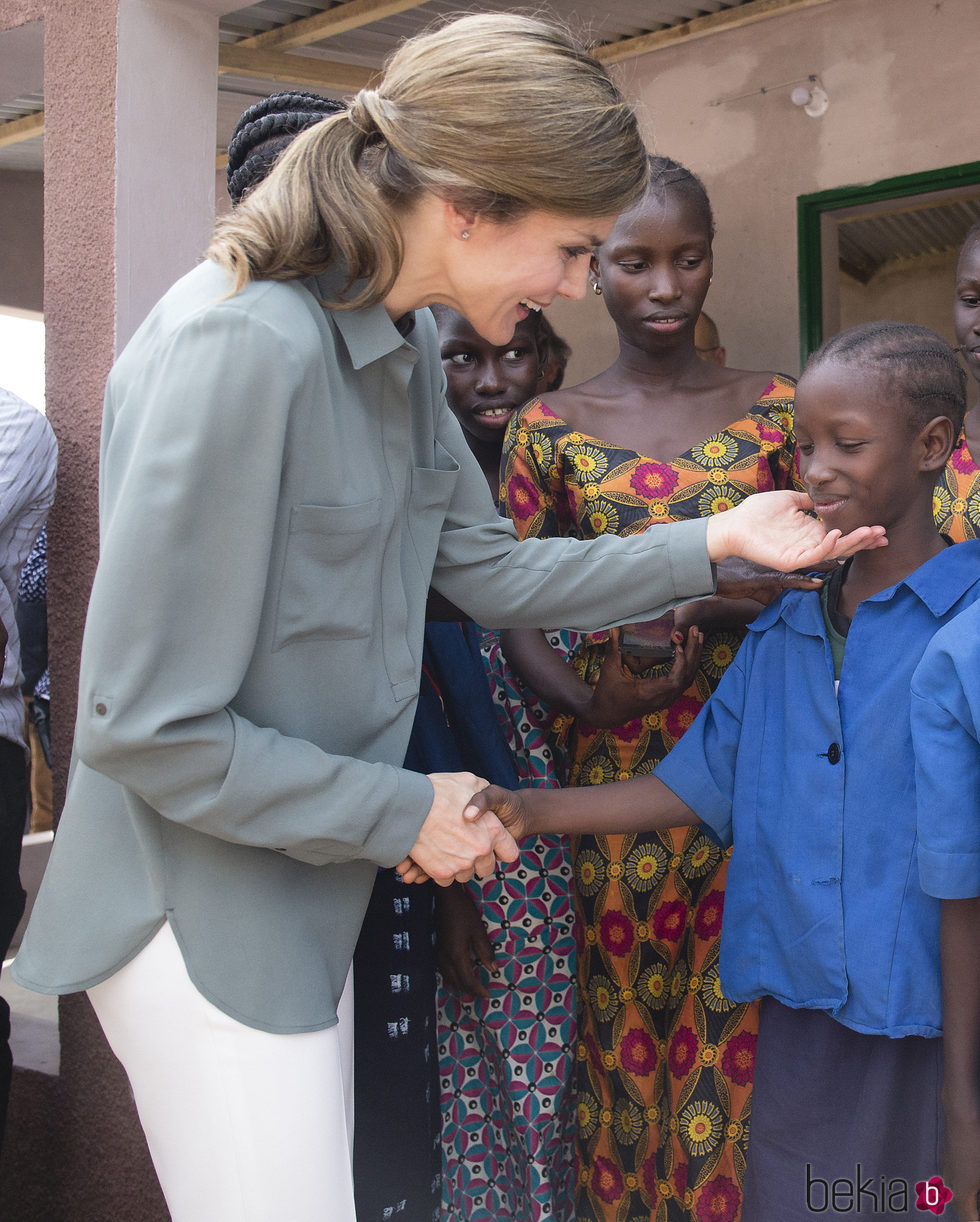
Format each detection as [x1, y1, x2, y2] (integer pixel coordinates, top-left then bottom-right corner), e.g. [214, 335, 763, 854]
[208, 13, 648, 309]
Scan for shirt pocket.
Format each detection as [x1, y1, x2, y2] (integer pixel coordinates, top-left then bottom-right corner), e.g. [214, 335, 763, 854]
[273, 500, 382, 650]
[406, 441, 460, 582]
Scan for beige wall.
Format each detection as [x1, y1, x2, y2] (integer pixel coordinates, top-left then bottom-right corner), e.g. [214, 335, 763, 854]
[549, 0, 976, 388]
[0, 170, 43, 313]
[839, 250, 960, 345]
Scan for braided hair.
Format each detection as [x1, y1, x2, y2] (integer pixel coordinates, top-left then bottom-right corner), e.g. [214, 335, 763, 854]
[807, 320, 967, 437]
[226, 92, 345, 204]
[647, 155, 715, 242]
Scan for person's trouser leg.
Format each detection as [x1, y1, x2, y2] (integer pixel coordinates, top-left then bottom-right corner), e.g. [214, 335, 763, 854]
[89, 921, 356, 1222]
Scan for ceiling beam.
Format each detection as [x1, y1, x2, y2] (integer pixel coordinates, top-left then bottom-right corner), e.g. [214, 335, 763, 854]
[218, 44, 377, 90]
[0, 109, 44, 149]
[595, 0, 839, 64]
[235, 0, 430, 53]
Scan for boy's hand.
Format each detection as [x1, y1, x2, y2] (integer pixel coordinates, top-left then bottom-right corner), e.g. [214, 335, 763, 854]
[463, 784, 531, 841]
[399, 772, 519, 886]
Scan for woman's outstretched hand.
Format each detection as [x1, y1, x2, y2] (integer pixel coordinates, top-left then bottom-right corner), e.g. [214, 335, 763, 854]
[705, 490, 886, 570]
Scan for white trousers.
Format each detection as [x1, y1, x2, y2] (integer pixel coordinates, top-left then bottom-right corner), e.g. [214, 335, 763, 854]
[88, 921, 356, 1222]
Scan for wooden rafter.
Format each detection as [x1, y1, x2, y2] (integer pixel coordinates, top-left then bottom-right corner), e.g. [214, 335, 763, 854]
[236, 0, 430, 53]
[595, 0, 839, 64]
[0, 109, 44, 149]
[217, 44, 377, 90]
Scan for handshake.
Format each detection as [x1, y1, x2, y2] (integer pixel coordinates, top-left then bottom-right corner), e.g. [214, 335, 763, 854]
[395, 771, 530, 887]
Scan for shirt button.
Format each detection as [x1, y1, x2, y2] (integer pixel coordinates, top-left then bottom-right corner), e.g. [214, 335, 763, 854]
[826, 742, 841, 765]
[95, 702, 108, 716]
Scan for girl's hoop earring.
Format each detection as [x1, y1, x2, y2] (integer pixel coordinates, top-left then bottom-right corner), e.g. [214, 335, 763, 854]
[591, 280, 603, 296]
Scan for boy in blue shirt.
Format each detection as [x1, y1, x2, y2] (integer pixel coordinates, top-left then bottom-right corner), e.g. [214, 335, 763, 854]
[465, 321, 979, 1221]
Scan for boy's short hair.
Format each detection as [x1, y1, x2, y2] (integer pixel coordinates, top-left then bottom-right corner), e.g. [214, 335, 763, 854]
[807, 321, 967, 438]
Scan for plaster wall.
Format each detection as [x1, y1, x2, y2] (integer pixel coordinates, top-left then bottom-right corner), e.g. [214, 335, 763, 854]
[839, 250, 961, 345]
[0, 170, 43, 313]
[547, 0, 976, 386]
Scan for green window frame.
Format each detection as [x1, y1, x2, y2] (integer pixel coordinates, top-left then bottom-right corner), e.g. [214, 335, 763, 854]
[797, 160, 980, 368]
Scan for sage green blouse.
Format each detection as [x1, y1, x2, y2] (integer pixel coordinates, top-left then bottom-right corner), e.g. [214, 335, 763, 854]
[14, 260, 715, 1032]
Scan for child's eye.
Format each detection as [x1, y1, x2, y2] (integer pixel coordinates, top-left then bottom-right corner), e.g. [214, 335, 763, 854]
[562, 246, 592, 261]
[504, 347, 528, 362]
[678, 257, 704, 270]
[618, 261, 647, 273]
[798, 443, 814, 456]
[445, 352, 474, 366]
[836, 441, 865, 452]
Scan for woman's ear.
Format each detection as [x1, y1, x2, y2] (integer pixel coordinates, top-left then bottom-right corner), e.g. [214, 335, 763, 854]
[589, 253, 602, 295]
[443, 201, 478, 242]
[918, 415, 957, 472]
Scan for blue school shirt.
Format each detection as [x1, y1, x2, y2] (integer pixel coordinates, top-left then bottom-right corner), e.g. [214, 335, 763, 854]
[912, 597, 980, 901]
[655, 539, 980, 1038]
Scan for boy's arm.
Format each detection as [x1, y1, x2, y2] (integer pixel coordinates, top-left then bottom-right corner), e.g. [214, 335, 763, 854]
[465, 774, 698, 841]
[465, 641, 751, 842]
[940, 897, 980, 1222]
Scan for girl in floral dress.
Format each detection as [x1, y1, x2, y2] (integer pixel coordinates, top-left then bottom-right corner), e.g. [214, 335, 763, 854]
[499, 157, 802, 1222]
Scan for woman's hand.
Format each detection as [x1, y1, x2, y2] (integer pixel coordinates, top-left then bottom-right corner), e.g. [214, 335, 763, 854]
[584, 626, 702, 727]
[435, 883, 496, 998]
[397, 772, 519, 887]
[705, 490, 886, 570]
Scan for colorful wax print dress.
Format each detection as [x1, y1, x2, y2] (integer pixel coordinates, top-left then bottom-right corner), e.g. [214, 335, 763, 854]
[438, 627, 580, 1222]
[935, 434, 980, 541]
[500, 377, 799, 1222]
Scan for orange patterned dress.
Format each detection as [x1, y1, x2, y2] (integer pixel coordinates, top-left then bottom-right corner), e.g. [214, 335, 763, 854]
[935, 434, 980, 541]
[500, 376, 800, 1222]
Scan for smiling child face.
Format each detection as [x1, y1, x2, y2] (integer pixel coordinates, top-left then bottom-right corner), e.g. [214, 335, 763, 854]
[436, 309, 542, 444]
[794, 361, 927, 537]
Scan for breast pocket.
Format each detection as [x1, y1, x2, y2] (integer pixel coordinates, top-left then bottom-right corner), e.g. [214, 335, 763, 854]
[273, 500, 382, 649]
[407, 441, 460, 581]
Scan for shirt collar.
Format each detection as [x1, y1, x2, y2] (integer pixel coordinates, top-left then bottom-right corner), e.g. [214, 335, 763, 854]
[751, 538, 980, 636]
[306, 269, 416, 371]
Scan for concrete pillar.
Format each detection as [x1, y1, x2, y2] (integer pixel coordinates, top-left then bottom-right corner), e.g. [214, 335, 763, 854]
[0, 2, 230, 1215]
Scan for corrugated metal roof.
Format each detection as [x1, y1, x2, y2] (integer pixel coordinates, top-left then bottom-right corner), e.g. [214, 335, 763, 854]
[219, 0, 744, 54]
[839, 196, 980, 283]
